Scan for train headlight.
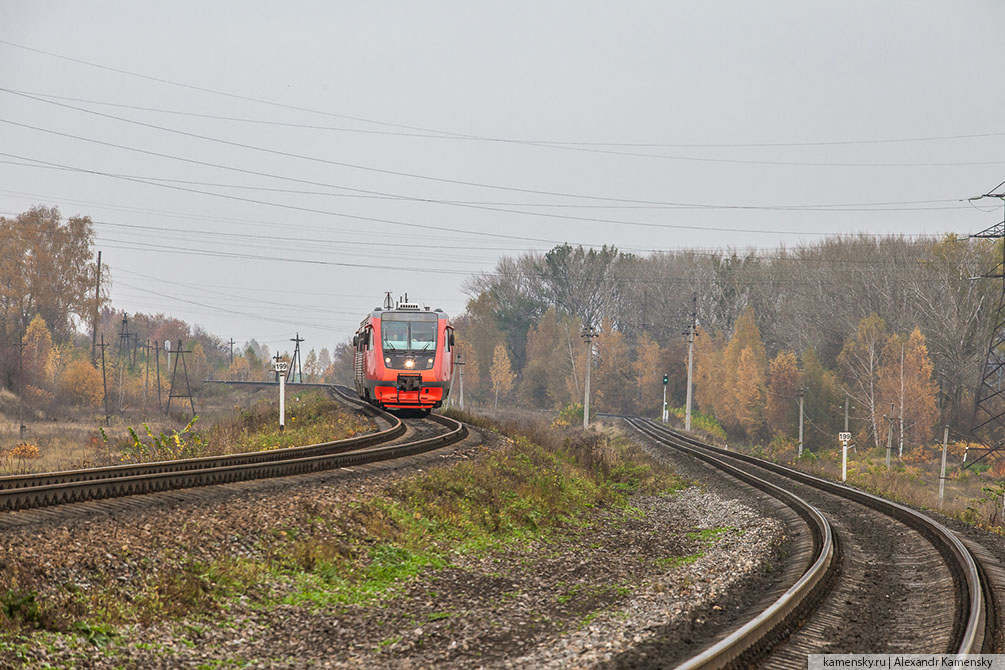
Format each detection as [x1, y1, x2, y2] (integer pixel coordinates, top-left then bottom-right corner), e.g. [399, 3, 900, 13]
[427, 358, 433, 365]
[404, 358, 415, 369]
[385, 357, 391, 365]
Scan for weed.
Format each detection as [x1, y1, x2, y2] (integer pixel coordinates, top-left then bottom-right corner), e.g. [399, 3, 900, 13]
[655, 552, 704, 568]
[2, 590, 41, 627]
[71, 621, 118, 648]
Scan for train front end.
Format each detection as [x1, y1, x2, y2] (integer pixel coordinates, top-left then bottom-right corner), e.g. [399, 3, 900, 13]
[354, 301, 454, 412]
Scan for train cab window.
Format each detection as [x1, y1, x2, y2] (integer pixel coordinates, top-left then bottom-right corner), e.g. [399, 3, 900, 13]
[379, 315, 438, 353]
[410, 322, 436, 351]
[382, 322, 409, 351]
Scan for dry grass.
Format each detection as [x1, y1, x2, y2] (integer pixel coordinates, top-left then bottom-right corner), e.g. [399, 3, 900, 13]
[740, 440, 1003, 530]
[0, 385, 337, 475]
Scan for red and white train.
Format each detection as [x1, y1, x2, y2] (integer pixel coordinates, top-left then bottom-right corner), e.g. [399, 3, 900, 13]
[353, 297, 455, 413]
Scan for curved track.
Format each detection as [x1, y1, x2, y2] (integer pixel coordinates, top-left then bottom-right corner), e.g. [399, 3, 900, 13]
[625, 417, 993, 667]
[0, 386, 467, 512]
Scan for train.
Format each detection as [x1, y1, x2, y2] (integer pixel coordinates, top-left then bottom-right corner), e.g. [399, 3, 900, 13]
[353, 296, 455, 414]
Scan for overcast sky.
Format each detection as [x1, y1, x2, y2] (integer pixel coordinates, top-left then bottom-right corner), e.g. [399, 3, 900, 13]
[2, 2, 1004, 352]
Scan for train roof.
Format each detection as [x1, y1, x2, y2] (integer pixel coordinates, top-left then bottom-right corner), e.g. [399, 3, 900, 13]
[359, 306, 450, 328]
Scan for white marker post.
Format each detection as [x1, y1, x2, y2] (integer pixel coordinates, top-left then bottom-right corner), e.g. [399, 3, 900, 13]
[662, 374, 669, 423]
[839, 432, 851, 482]
[274, 361, 289, 432]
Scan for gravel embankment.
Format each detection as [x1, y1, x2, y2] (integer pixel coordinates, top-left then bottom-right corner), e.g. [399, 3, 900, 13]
[0, 422, 789, 669]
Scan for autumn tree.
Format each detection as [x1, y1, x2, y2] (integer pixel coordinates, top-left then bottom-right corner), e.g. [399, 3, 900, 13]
[461, 294, 506, 402]
[0, 206, 106, 344]
[838, 313, 887, 447]
[317, 348, 333, 381]
[594, 319, 634, 414]
[719, 307, 768, 438]
[693, 326, 726, 418]
[57, 358, 103, 407]
[766, 351, 800, 437]
[305, 349, 319, 382]
[227, 355, 251, 381]
[519, 308, 572, 409]
[490, 344, 515, 409]
[802, 348, 843, 450]
[877, 327, 939, 451]
[634, 332, 664, 414]
[22, 314, 56, 391]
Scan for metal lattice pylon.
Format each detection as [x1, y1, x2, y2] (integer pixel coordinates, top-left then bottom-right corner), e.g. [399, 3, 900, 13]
[968, 196, 1005, 469]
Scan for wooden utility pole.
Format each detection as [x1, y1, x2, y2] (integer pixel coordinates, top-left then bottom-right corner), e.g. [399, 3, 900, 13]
[154, 340, 162, 411]
[287, 333, 305, 383]
[166, 344, 196, 417]
[91, 250, 101, 364]
[229, 338, 235, 366]
[143, 339, 150, 410]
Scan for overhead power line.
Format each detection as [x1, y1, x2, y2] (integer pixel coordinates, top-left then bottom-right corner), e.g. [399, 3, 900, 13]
[0, 149, 970, 242]
[2, 44, 1003, 149]
[6, 88, 1005, 177]
[0, 158, 968, 212]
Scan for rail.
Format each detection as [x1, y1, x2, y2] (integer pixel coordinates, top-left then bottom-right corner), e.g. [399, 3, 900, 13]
[0, 386, 467, 512]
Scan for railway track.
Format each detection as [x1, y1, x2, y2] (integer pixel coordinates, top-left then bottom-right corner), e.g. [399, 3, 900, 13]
[0, 386, 467, 513]
[624, 416, 994, 668]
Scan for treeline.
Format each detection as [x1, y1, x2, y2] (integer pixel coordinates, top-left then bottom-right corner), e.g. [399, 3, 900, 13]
[456, 236, 998, 450]
[1, 206, 344, 420]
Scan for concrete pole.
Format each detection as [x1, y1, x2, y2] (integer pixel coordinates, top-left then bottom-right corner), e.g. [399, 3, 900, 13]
[841, 437, 848, 482]
[939, 425, 949, 508]
[885, 407, 894, 469]
[798, 388, 804, 458]
[279, 372, 286, 432]
[458, 353, 465, 411]
[685, 302, 695, 432]
[844, 397, 849, 432]
[91, 250, 101, 364]
[583, 333, 593, 430]
[662, 382, 667, 423]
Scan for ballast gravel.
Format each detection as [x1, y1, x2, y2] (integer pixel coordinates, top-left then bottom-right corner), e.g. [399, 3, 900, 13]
[0, 422, 789, 669]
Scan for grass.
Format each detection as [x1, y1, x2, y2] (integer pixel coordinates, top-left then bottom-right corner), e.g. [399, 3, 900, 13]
[654, 552, 704, 568]
[0, 413, 689, 653]
[0, 387, 370, 474]
[723, 434, 1005, 533]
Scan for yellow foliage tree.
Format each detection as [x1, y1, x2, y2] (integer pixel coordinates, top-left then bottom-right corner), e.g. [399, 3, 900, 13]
[838, 313, 888, 447]
[634, 331, 664, 414]
[594, 319, 634, 414]
[731, 346, 766, 437]
[766, 351, 800, 437]
[490, 344, 515, 409]
[58, 358, 103, 407]
[693, 326, 726, 418]
[877, 327, 939, 451]
[519, 308, 569, 408]
[227, 355, 251, 381]
[22, 314, 56, 390]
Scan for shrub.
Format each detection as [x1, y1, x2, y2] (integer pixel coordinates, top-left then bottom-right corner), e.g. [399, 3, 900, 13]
[58, 359, 104, 408]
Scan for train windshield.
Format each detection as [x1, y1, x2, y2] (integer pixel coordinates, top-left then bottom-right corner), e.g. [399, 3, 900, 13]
[381, 313, 438, 352]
